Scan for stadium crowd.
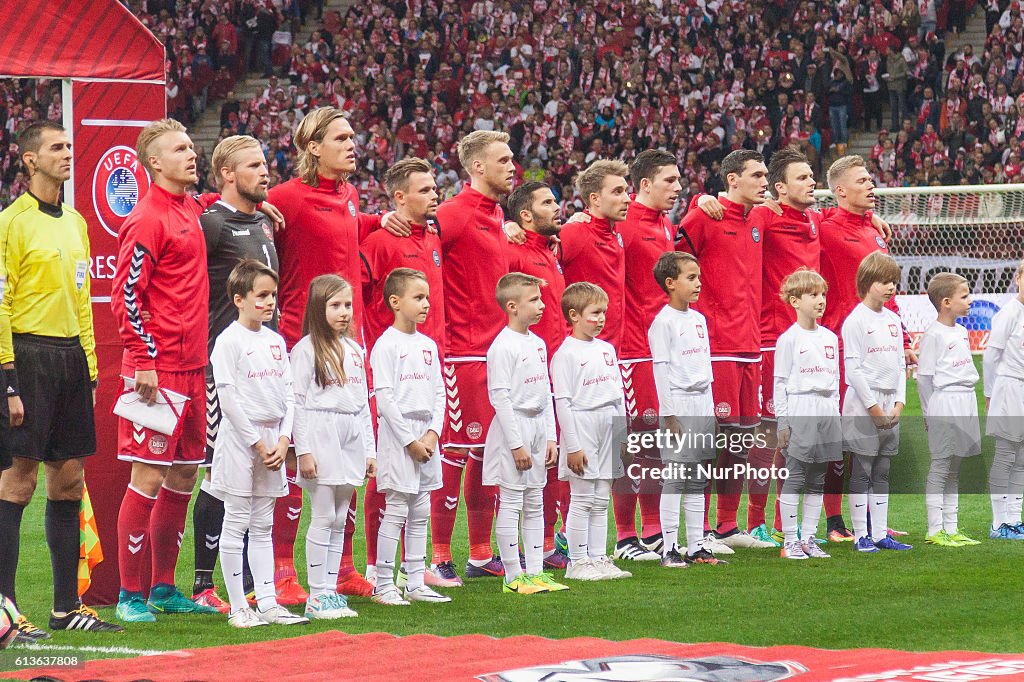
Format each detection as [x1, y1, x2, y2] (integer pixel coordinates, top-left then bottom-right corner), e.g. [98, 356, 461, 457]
[4, 0, 1022, 212]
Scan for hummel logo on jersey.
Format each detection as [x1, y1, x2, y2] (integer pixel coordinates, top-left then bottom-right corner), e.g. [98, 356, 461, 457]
[231, 229, 251, 236]
[315, 206, 333, 212]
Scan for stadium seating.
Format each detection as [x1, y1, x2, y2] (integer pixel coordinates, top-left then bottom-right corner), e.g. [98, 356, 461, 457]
[0, 0, 1004, 212]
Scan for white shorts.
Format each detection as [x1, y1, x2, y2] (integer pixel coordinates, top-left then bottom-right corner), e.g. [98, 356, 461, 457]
[662, 390, 717, 463]
[559, 405, 624, 482]
[842, 387, 900, 457]
[782, 393, 843, 464]
[986, 375, 1024, 442]
[927, 389, 982, 459]
[211, 420, 288, 499]
[483, 410, 548, 491]
[377, 414, 442, 494]
[296, 410, 372, 488]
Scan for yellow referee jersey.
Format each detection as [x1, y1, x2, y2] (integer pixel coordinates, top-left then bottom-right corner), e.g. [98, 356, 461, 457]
[0, 192, 97, 380]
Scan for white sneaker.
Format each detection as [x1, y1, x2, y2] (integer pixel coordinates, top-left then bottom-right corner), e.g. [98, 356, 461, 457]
[718, 529, 777, 549]
[304, 593, 344, 620]
[701, 534, 736, 555]
[802, 538, 831, 558]
[593, 555, 632, 579]
[404, 585, 452, 603]
[780, 540, 809, 560]
[372, 584, 410, 606]
[257, 604, 310, 625]
[365, 565, 378, 587]
[328, 592, 359, 617]
[564, 557, 604, 581]
[228, 607, 269, 628]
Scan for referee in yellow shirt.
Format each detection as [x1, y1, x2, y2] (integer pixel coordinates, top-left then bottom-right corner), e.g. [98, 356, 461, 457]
[0, 121, 121, 636]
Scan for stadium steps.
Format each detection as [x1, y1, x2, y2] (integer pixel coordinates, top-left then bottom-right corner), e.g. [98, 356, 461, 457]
[845, 9, 988, 160]
[191, 0, 356, 156]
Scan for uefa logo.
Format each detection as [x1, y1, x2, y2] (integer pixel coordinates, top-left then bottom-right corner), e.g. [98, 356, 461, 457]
[93, 146, 151, 238]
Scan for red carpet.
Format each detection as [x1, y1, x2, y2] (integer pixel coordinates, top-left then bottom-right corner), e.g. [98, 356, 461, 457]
[11, 632, 1024, 681]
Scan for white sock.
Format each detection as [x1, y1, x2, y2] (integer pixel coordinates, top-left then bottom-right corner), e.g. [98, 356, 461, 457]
[849, 492, 869, 539]
[925, 493, 943, 537]
[1008, 441, 1024, 524]
[942, 493, 959, 533]
[566, 479, 594, 563]
[588, 480, 611, 560]
[522, 488, 544, 575]
[659, 491, 681, 553]
[403, 492, 430, 591]
[220, 493, 251, 614]
[306, 484, 342, 596]
[247, 497, 277, 612]
[801, 493, 824, 541]
[991, 494, 1007, 529]
[375, 491, 410, 589]
[779, 492, 800, 542]
[683, 492, 705, 555]
[496, 486, 524, 581]
[870, 493, 889, 542]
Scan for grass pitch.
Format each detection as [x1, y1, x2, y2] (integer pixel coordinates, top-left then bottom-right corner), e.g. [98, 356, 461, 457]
[2, 359, 1021, 671]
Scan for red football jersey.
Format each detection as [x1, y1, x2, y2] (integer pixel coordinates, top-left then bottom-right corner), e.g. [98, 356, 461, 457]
[620, 200, 676, 360]
[268, 176, 381, 349]
[676, 196, 764, 357]
[505, 230, 567, 358]
[760, 204, 822, 348]
[360, 222, 445, 356]
[819, 206, 904, 347]
[111, 184, 209, 372]
[436, 185, 509, 357]
[558, 211, 626, 352]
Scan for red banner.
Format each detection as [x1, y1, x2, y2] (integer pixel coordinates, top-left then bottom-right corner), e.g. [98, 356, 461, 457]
[71, 79, 165, 606]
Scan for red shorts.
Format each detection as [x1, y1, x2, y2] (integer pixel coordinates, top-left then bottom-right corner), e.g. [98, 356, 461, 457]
[441, 359, 494, 455]
[710, 359, 760, 427]
[620, 360, 660, 432]
[117, 368, 206, 466]
[760, 350, 776, 420]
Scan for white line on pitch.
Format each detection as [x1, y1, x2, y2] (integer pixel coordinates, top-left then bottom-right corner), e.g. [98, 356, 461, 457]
[13, 642, 170, 656]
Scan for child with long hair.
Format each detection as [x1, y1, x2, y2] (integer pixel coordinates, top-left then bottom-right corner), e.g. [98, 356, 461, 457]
[292, 275, 376, 619]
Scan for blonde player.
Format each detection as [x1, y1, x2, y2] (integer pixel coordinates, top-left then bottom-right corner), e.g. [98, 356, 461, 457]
[483, 273, 566, 594]
[209, 260, 309, 627]
[841, 252, 912, 553]
[647, 252, 722, 568]
[551, 283, 632, 581]
[293, 275, 375, 620]
[773, 269, 841, 560]
[370, 268, 450, 605]
[984, 260, 1024, 540]
[919, 272, 982, 547]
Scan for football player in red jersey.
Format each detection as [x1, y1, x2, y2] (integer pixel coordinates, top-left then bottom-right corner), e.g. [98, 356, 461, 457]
[432, 132, 516, 581]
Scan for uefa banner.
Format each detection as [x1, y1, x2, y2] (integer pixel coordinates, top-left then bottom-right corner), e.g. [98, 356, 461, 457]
[71, 79, 165, 605]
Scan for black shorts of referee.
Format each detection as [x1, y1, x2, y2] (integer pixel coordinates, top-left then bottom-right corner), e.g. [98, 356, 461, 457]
[8, 334, 96, 463]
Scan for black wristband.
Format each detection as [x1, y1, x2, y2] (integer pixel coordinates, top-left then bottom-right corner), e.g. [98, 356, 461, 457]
[5, 367, 19, 397]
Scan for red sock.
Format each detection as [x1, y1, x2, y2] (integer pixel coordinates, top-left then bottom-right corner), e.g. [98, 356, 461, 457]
[364, 476, 385, 567]
[117, 486, 156, 594]
[430, 457, 464, 564]
[464, 454, 496, 561]
[273, 477, 303, 571]
[715, 450, 740, 533]
[612, 489, 639, 541]
[149, 486, 191, 588]
[340, 489, 357, 577]
[703, 486, 712, 533]
[746, 446, 776, 530]
[543, 466, 559, 549]
[639, 491, 662, 538]
[557, 479, 571, 530]
[773, 497, 782, 532]
[824, 455, 847, 518]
